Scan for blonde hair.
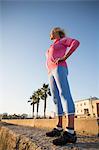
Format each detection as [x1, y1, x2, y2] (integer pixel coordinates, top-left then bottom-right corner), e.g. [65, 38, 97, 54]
[50, 27, 66, 39]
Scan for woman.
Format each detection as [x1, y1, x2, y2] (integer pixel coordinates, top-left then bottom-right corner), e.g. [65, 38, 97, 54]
[46, 27, 80, 146]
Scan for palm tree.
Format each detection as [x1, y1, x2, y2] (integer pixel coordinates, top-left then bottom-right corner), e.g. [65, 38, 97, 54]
[41, 84, 51, 118]
[34, 89, 42, 118]
[28, 83, 51, 119]
[28, 94, 37, 118]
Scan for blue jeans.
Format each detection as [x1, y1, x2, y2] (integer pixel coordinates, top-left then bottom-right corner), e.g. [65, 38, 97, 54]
[48, 66, 75, 116]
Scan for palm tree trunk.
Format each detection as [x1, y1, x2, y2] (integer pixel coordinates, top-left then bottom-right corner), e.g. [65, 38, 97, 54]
[44, 99, 46, 118]
[37, 100, 39, 118]
[32, 103, 35, 118]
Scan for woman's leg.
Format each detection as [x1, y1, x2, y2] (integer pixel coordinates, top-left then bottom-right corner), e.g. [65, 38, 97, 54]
[46, 73, 64, 137]
[53, 66, 75, 129]
[52, 66, 77, 145]
[48, 73, 64, 127]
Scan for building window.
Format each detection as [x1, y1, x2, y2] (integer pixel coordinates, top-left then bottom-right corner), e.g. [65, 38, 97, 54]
[81, 110, 82, 112]
[80, 103, 82, 106]
[84, 109, 89, 114]
[84, 102, 86, 105]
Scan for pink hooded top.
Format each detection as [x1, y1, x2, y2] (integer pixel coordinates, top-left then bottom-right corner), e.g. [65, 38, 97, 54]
[46, 37, 80, 73]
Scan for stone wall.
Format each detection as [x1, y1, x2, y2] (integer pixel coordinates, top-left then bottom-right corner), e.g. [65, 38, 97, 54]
[0, 121, 99, 150]
[2, 118, 99, 135]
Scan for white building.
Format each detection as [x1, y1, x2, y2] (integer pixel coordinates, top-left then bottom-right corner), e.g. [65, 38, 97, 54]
[75, 97, 99, 118]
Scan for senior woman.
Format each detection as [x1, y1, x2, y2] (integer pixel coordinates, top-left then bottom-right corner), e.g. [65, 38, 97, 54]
[46, 27, 80, 146]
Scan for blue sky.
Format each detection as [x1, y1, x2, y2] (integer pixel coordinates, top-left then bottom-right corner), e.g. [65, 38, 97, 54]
[0, 0, 99, 116]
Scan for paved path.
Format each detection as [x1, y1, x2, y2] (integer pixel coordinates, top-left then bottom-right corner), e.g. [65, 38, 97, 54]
[0, 122, 99, 150]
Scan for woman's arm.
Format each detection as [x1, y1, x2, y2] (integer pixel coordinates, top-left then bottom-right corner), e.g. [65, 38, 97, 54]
[55, 39, 80, 64]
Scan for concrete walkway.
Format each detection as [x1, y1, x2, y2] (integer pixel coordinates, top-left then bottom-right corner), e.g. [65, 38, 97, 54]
[0, 122, 99, 150]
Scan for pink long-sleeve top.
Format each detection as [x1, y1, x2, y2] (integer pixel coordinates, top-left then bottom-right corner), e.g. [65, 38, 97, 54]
[46, 37, 80, 73]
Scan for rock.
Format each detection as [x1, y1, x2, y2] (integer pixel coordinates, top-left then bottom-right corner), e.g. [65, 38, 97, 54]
[0, 123, 38, 150]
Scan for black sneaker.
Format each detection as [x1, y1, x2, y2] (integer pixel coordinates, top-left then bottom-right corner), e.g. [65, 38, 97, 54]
[46, 128, 63, 137]
[53, 131, 77, 146]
